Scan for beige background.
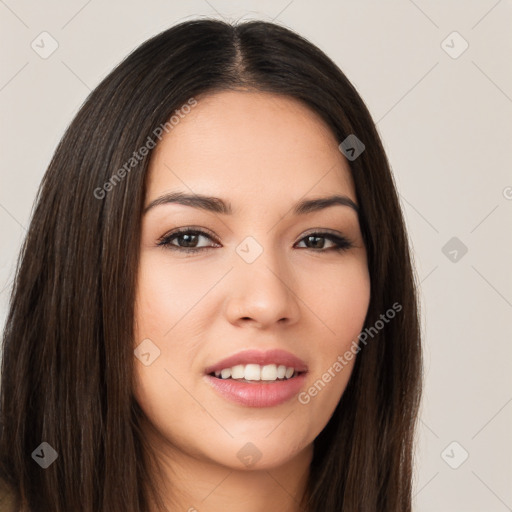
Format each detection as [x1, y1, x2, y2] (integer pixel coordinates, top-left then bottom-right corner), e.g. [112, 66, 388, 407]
[1, 1, 511, 510]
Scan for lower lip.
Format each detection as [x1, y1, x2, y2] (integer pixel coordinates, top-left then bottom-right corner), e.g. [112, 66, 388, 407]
[204, 373, 307, 408]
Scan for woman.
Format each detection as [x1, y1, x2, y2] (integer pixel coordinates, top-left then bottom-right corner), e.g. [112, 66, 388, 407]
[0, 18, 422, 511]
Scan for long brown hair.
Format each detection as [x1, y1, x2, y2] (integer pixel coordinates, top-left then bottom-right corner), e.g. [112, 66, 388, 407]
[0, 18, 422, 511]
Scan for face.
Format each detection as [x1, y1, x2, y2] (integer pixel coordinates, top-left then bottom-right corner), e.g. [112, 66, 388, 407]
[133, 90, 371, 471]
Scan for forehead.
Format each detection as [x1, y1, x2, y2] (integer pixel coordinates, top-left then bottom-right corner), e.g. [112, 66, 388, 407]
[147, 90, 356, 204]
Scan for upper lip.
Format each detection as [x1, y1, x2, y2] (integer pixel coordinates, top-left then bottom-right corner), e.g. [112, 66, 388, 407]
[204, 349, 308, 375]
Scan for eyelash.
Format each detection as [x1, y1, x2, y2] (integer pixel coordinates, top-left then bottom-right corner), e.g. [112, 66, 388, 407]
[156, 227, 354, 254]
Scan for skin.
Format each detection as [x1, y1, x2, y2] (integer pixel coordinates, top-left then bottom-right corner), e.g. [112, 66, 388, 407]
[133, 90, 371, 512]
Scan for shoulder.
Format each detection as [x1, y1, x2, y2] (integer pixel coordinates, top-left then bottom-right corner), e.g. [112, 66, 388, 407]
[0, 477, 17, 512]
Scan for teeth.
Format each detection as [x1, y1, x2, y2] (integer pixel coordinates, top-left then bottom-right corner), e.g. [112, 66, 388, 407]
[261, 364, 277, 381]
[212, 363, 298, 381]
[231, 364, 245, 379]
[244, 364, 261, 381]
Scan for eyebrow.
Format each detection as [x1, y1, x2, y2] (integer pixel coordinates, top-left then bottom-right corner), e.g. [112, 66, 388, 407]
[143, 191, 359, 216]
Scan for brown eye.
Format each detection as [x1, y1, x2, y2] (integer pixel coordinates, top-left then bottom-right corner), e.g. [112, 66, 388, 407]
[157, 228, 354, 255]
[295, 232, 354, 252]
[157, 228, 219, 253]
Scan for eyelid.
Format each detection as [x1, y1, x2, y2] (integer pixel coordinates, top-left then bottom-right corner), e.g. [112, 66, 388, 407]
[299, 227, 346, 239]
[156, 225, 219, 244]
[156, 225, 355, 253]
[157, 226, 350, 243]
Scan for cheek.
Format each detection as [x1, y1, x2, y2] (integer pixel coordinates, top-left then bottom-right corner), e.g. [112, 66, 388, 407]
[134, 252, 214, 339]
[132, 360, 208, 459]
[132, 248, 371, 460]
[298, 259, 370, 427]
[132, 256, 206, 451]
[310, 256, 371, 344]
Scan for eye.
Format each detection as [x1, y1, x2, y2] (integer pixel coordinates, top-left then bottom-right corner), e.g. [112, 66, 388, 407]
[294, 230, 354, 252]
[156, 227, 354, 254]
[157, 227, 219, 254]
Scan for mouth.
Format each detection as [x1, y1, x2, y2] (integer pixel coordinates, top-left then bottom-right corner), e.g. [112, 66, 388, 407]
[203, 349, 309, 407]
[207, 363, 306, 383]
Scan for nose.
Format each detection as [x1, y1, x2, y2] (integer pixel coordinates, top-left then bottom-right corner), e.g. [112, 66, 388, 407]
[224, 243, 301, 329]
